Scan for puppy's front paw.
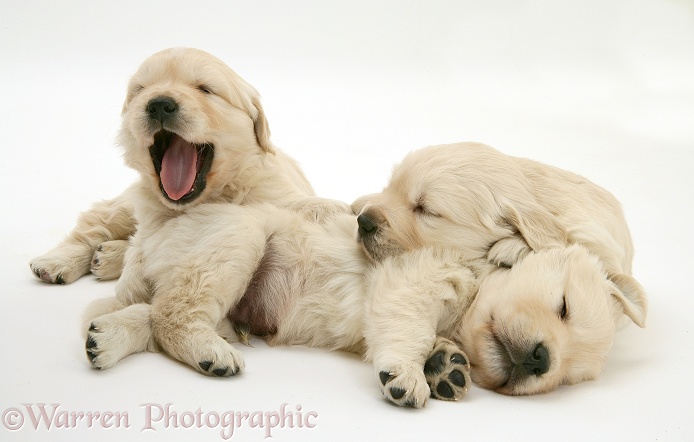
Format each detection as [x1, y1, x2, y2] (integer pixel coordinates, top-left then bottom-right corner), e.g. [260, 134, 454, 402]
[487, 235, 531, 268]
[377, 364, 430, 408]
[195, 337, 245, 377]
[424, 337, 471, 401]
[91, 240, 128, 280]
[30, 244, 92, 284]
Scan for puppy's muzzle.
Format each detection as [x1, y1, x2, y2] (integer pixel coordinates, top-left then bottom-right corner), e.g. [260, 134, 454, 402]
[357, 213, 378, 238]
[147, 96, 179, 124]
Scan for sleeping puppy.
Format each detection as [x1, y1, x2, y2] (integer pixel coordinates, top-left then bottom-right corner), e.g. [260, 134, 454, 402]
[29, 47, 346, 285]
[354, 142, 648, 395]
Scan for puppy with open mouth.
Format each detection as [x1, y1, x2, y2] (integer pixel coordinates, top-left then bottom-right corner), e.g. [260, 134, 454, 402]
[30, 47, 347, 285]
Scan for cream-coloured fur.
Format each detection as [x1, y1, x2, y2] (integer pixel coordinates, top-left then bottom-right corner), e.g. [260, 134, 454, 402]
[29, 47, 347, 285]
[455, 245, 645, 395]
[353, 142, 647, 394]
[84, 203, 480, 407]
[83, 141, 646, 406]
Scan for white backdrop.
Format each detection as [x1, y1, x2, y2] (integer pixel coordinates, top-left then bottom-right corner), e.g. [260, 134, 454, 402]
[1, 1, 693, 440]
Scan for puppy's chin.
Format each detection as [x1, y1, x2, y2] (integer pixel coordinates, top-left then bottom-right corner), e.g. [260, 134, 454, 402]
[357, 235, 407, 263]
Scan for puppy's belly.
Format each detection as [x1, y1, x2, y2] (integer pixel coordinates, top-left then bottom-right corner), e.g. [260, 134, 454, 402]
[227, 240, 291, 337]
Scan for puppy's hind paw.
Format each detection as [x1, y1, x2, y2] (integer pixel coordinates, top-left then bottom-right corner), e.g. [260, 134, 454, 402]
[193, 337, 245, 378]
[424, 337, 471, 401]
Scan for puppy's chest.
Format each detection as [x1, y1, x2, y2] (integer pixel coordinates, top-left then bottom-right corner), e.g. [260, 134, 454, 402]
[132, 222, 195, 274]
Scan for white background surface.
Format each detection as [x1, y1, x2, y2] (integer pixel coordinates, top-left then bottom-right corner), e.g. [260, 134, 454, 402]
[2, 1, 693, 440]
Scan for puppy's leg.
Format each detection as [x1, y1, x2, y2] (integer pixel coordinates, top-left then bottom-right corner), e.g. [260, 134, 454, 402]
[151, 224, 268, 377]
[152, 289, 246, 377]
[83, 297, 239, 371]
[486, 234, 531, 268]
[115, 246, 153, 305]
[423, 336, 471, 401]
[84, 299, 157, 370]
[365, 249, 478, 408]
[30, 188, 136, 284]
[91, 240, 129, 280]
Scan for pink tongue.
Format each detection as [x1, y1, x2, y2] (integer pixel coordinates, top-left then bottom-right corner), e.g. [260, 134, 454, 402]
[161, 135, 197, 201]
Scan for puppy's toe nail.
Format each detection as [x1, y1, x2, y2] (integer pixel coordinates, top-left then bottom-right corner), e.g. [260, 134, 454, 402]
[450, 353, 468, 366]
[86, 336, 98, 349]
[404, 399, 418, 407]
[86, 350, 98, 363]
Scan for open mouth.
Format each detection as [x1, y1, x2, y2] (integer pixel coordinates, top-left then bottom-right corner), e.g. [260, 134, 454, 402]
[149, 131, 214, 204]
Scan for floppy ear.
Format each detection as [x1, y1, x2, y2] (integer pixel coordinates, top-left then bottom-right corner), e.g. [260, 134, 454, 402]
[608, 273, 648, 328]
[251, 95, 275, 154]
[502, 204, 568, 251]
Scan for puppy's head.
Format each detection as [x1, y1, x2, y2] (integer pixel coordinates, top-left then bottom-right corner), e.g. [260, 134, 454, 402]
[119, 47, 274, 210]
[353, 143, 566, 262]
[459, 245, 647, 395]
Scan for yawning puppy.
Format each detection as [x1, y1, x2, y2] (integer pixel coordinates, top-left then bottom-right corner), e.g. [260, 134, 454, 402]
[30, 47, 346, 285]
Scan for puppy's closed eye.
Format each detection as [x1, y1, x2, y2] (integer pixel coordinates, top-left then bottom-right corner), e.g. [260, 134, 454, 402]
[559, 296, 568, 321]
[413, 198, 441, 218]
[197, 85, 213, 94]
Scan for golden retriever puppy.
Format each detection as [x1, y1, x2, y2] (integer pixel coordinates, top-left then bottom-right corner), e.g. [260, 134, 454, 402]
[354, 142, 647, 395]
[83, 203, 480, 408]
[29, 47, 346, 284]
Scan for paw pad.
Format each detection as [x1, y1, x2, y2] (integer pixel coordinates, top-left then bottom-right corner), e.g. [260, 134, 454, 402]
[424, 338, 472, 402]
[198, 360, 239, 377]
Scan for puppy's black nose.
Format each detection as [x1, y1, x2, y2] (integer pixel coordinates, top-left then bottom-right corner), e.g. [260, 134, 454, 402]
[522, 343, 550, 376]
[147, 97, 178, 123]
[357, 214, 378, 238]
